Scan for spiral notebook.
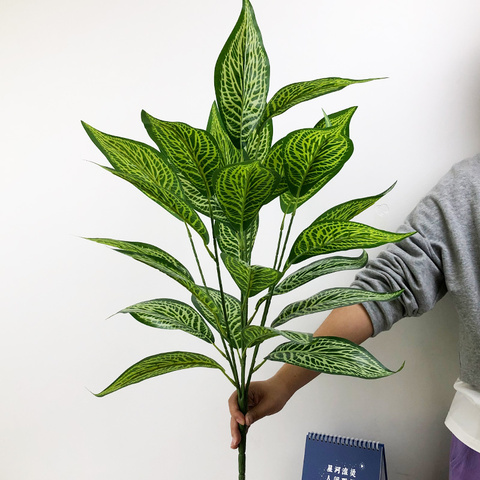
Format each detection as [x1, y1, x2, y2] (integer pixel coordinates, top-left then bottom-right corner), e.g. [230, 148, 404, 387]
[301, 432, 387, 480]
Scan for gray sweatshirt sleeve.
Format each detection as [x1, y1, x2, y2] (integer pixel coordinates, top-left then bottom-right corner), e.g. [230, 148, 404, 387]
[350, 162, 468, 336]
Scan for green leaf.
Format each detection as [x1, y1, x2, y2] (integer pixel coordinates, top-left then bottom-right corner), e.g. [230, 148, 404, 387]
[243, 325, 278, 347]
[191, 288, 243, 349]
[243, 325, 313, 348]
[283, 128, 353, 199]
[214, 0, 270, 148]
[95, 351, 224, 397]
[98, 167, 209, 243]
[221, 253, 282, 297]
[314, 106, 357, 136]
[178, 179, 229, 222]
[266, 337, 402, 379]
[273, 251, 368, 296]
[262, 138, 288, 200]
[215, 216, 259, 260]
[87, 238, 193, 280]
[120, 298, 215, 344]
[312, 183, 396, 223]
[142, 111, 221, 197]
[287, 221, 413, 265]
[322, 109, 332, 128]
[259, 77, 377, 128]
[245, 118, 273, 163]
[272, 287, 403, 327]
[82, 122, 181, 194]
[215, 162, 278, 231]
[206, 102, 242, 165]
[87, 238, 218, 314]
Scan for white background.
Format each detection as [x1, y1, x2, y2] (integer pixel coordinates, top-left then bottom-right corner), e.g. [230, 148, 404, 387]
[2, 0, 480, 479]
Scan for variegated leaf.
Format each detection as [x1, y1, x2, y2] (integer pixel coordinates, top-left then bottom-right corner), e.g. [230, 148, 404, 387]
[82, 122, 181, 194]
[313, 184, 396, 224]
[191, 288, 242, 349]
[214, 216, 259, 260]
[215, 162, 277, 231]
[272, 287, 403, 327]
[214, 0, 270, 148]
[287, 221, 413, 265]
[243, 326, 278, 347]
[245, 118, 273, 163]
[314, 106, 357, 135]
[243, 326, 313, 348]
[273, 251, 368, 295]
[266, 337, 401, 379]
[87, 238, 193, 280]
[262, 138, 288, 200]
[87, 238, 218, 314]
[206, 102, 242, 165]
[142, 111, 221, 197]
[120, 298, 215, 344]
[221, 253, 281, 297]
[95, 351, 224, 397]
[283, 128, 353, 199]
[99, 167, 209, 243]
[179, 179, 229, 222]
[259, 77, 376, 128]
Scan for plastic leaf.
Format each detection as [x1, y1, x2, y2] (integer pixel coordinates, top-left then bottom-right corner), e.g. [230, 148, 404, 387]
[87, 238, 218, 314]
[272, 287, 403, 327]
[312, 184, 396, 223]
[243, 325, 313, 348]
[215, 216, 259, 260]
[287, 221, 414, 265]
[266, 337, 402, 379]
[221, 253, 281, 297]
[262, 138, 288, 200]
[259, 77, 377, 128]
[99, 167, 209, 243]
[82, 122, 180, 193]
[95, 351, 225, 397]
[214, 0, 270, 148]
[120, 298, 215, 344]
[191, 288, 243, 349]
[215, 162, 278, 231]
[177, 179, 229, 222]
[206, 102, 241, 165]
[282, 128, 353, 199]
[245, 118, 273, 163]
[273, 251, 368, 296]
[142, 111, 221, 197]
[314, 106, 357, 136]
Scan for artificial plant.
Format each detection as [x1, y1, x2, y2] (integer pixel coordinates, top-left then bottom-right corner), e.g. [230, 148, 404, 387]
[83, 1, 411, 479]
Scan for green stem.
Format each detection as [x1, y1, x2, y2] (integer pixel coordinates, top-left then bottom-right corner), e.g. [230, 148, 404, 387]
[246, 210, 297, 389]
[205, 203, 241, 385]
[276, 210, 296, 271]
[238, 425, 247, 480]
[237, 385, 248, 480]
[185, 223, 209, 289]
[186, 222, 240, 388]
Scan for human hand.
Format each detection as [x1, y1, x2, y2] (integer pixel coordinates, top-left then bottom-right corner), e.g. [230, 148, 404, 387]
[228, 378, 292, 449]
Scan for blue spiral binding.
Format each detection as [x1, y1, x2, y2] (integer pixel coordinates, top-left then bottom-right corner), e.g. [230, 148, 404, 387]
[307, 432, 380, 451]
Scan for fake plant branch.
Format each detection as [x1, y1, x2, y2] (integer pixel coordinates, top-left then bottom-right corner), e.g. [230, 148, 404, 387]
[83, 1, 414, 479]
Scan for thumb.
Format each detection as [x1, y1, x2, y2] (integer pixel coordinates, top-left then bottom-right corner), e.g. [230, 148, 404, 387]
[244, 402, 270, 426]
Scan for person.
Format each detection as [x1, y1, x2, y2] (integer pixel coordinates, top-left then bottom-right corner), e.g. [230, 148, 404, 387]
[229, 155, 480, 479]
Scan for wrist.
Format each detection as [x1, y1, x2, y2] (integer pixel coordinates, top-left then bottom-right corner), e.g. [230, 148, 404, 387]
[271, 363, 319, 400]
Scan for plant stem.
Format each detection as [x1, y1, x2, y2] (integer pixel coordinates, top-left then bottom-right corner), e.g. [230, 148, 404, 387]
[238, 425, 247, 480]
[245, 210, 296, 389]
[237, 386, 248, 480]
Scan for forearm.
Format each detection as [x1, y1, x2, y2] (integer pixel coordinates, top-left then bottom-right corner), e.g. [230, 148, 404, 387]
[272, 304, 374, 398]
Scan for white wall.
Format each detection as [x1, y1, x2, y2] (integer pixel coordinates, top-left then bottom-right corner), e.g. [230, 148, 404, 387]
[1, 0, 480, 479]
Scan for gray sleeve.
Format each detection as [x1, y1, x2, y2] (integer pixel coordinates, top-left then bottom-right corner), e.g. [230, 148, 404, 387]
[351, 177, 452, 336]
